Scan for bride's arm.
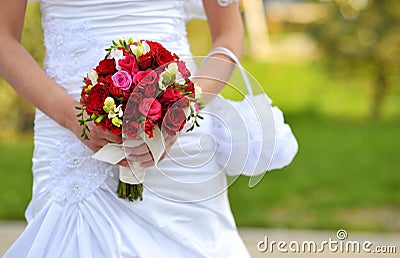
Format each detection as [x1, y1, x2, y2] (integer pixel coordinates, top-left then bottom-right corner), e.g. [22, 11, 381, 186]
[196, 0, 244, 102]
[0, 0, 121, 151]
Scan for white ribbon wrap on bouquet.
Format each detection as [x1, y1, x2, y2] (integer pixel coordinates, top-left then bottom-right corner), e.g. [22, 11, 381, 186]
[92, 126, 165, 184]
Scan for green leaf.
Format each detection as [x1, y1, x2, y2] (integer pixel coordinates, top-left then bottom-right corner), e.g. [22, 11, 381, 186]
[95, 115, 104, 123]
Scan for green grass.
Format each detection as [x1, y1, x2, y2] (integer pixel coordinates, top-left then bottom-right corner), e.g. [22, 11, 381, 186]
[231, 60, 400, 120]
[229, 115, 400, 231]
[0, 137, 33, 219]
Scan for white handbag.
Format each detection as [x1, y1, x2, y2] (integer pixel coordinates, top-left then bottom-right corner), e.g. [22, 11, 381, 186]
[204, 47, 298, 183]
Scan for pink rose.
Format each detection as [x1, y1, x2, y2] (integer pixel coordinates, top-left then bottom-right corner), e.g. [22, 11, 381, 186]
[178, 61, 190, 77]
[138, 98, 162, 121]
[118, 54, 139, 75]
[111, 70, 132, 91]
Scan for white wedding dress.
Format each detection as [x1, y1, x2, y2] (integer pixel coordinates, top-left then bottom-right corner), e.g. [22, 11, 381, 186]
[4, 0, 253, 257]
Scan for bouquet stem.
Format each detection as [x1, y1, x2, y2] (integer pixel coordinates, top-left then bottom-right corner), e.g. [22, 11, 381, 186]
[117, 180, 143, 201]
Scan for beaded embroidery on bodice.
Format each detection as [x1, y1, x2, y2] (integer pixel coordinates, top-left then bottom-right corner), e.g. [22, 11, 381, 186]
[48, 136, 112, 204]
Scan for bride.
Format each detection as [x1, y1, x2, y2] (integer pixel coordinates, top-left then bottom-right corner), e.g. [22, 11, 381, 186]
[0, 0, 255, 257]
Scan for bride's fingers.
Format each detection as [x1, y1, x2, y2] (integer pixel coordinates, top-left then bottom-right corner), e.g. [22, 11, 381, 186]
[88, 137, 109, 149]
[127, 152, 153, 163]
[86, 123, 122, 144]
[118, 159, 129, 167]
[103, 131, 122, 144]
[79, 135, 107, 152]
[125, 144, 150, 155]
[140, 160, 155, 168]
[124, 152, 154, 168]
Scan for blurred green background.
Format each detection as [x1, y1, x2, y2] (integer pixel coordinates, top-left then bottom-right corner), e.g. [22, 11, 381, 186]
[0, 1, 399, 232]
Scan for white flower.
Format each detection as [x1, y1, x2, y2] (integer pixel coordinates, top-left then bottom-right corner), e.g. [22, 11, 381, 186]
[130, 45, 143, 57]
[130, 41, 150, 58]
[109, 49, 125, 70]
[195, 83, 203, 100]
[158, 62, 181, 90]
[88, 70, 98, 85]
[141, 41, 150, 54]
[103, 97, 115, 112]
[158, 72, 168, 91]
[167, 62, 178, 74]
[110, 49, 124, 60]
[108, 104, 123, 119]
[103, 97, 123, 120]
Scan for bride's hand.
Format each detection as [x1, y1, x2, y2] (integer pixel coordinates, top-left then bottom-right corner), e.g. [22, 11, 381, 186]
[77, 122, 122, 152]
[78, 122, 130, 167]
[125, 133, 178, 168]
[71, 108, 122, 152]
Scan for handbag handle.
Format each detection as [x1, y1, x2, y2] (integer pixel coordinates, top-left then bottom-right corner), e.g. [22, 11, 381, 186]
[204, 46, 254, 96]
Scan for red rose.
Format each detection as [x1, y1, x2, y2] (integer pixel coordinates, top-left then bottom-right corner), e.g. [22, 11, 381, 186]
[124, 121, 140, 138]
[96, 59, 117, 75]
[144, 82, 157, 98]
[133, 70, 158, 88]
[147, 41, 177, 67]
[80, 83, 91, 104]
[110, 126, 122, 136]
[86, 83, 109, 115]
[162, 106, 187, 136]
[176, 96, 189, 108]
[124, 101, 140, 121]
[184, 80, 195, 98]
[99, 75, 123, 97]
[98, 74, 112, 86]
[159, 87, 183, 105]
[109, 84, 123, 97]
[118, 54, 139, 75]
[138, 98, 162, 121]
[95, 116, 110, 131]
[142, 119, 155, 138]
[130, 92, 143, 104]
[139, 52, 153, 70]
[122, 91, 132, 102]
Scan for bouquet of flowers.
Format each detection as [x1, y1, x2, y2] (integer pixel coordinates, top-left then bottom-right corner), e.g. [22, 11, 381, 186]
[76, 38, 203, 201]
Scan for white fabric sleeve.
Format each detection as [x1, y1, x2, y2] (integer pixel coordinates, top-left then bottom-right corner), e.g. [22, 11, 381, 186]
[184, 0, 239, 21]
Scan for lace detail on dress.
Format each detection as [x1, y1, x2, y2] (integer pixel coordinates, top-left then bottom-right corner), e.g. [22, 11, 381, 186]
[165, 16, 187, 42]
[42, 16, 104, 87]
[48, 136, 111, 204]
[184, 0, 207, 21]
[184, 0, 239, 21]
